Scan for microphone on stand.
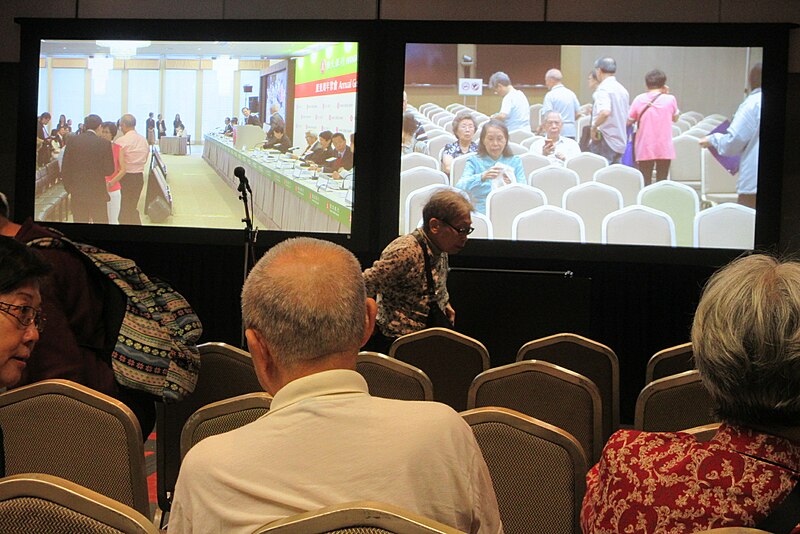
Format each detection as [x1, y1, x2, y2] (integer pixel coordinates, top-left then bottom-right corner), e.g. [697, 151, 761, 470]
[234, 166, 252, 194]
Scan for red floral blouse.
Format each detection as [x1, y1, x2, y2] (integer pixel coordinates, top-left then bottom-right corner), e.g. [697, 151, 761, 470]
[581, 424, 800, 533]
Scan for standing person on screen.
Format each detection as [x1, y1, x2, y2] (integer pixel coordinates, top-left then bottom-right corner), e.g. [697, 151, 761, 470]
[628, 69, 680, 184]
[531, 112, 581, 166]
[266, 104, 285, 140]
[363, 191, 474, 354]
[539, 69, 582, 139]
[170, 237, 502, 534]
[99, 122, 125, 225]
[488, 71, 531, 133]
[700, 63, 761, 209]
[145, 112, 156, 145]
[157, 114, 167, 139]
[60, 114, 115, 224]
[113, 114, 149, 225]
[590, 57, 630, 164]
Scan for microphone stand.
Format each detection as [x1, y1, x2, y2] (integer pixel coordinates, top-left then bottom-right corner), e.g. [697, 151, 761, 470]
[238, 175, 257, 348]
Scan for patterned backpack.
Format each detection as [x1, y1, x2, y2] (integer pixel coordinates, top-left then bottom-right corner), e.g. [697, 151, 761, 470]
[29, 235, 202, 402]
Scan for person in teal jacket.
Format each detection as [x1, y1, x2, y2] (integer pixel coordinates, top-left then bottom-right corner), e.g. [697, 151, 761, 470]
[456, 119, 526, 214]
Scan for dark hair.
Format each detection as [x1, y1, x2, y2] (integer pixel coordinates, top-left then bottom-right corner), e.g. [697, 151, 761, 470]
[332, 132, 346, 142]
[0, 192, 9, 218]
[101, 121, 118, 137]
[83, 114, 102, 131]
[402, 112, 420, 136]
[0, 236, 50, 294]
[319, 130, 333, 141]
[246, 116, 260, 126]
[451, 111, 477, 140]
[39, 112, 51, 122]
[594, 56, 617, 74]
[273, 125, 285, 134]
[477, 119, 512, 158]
[645, 69, 667, 89]
[231, 117, 239, 124]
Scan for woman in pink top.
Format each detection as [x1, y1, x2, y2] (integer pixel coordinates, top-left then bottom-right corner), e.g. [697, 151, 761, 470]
[100, 121, 126, 225]
[628, 69, 679, 183]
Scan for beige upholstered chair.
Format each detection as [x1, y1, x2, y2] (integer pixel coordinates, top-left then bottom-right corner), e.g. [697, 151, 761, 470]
[463, 407, 587, 534]
[511, 205, 586, 243]
[254, 501, 465, 534]
[602, 205, 676, 246]
[517, 333, 620, 441]
[646, 342, 694, 383]
[0, 379, 150, 518]
[468, 360, 602, 463]
[562, 181, 623, 243]
[528, 166, 580, 206]
[356, 351, 434, 401]
[565, 151, 608, 183]
[635, 370, 717, 432]
[593, 164, 645, 206]
[180, 392, 273, 459]
[389, 327, 489, 412]
[485, 183, 547, 239]
[0, 473, 158, 534]
[693, 202, 756, 249]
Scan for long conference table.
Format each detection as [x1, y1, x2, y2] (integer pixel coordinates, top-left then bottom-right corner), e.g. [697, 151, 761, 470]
[203, 134, 352, 233]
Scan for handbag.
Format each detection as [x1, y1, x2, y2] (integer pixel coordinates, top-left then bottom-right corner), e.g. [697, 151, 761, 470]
[414, 233, 453, 329]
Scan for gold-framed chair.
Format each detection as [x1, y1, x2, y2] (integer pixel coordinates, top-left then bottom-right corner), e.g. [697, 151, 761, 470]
[635, 370, 717, 432]
[356, 351, 434, 401]
[646, 342, 694, 384]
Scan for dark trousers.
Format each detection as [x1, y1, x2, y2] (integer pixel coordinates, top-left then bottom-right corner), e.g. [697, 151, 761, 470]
[738, 193, 757, 209]
[589, 136, 623, 164]
[637, 159, 671, 184]
[119, 172, 144, 225]
[71, 195, 108, 224]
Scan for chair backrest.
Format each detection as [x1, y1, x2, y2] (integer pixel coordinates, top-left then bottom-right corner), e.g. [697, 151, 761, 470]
[520, 135, 542, 150]
[562, 181, 623, 244]
[0, 379, 150, 518]
[646, 342, 694, 384]
[683, 127, 706, 139]
[529, 103, 543, 131]
[670, 134, 703, 185]
[634, 370, 717, 432]
[593, 164, 645, 206]
[430, 110, 452, 125]
[694, 203, 756, 249]
[463, 407, 587, 534]
[356, 351, 434, 401]
[675, 118, 692, 132]
[681, 422, 722, 443]
[672, 123, 682, 137]
[157, 342, 262, 513]
[509, 128, 535, 144]
[637, 180, 700, 247]
[389, 327, 489, 412]
[701, 148, 738, 196]
[424, 128, 449, 140]
[682, 111, 704, 122]
[565, 151, 608, 183]
[468, 360, 602, 463]
[0, 473, 159, 534]
[516, 333, 620, 440]
[404, 183, 453, 234]
[519, 152, 551, 180]
[435, 113, 456, 128]
[449, 153, 472, 186]
[507, 142, 527, 155]
[469, 210, 493, 239]
[678, 112, 698, 126]
[400, 152, 439, 173]
[512, 205, 585, 243]
[602, 205, 677, 246]
[485, 183, 547, 239]
[400, 168, 450, 232]
[254, 500, 465, 534]
[426, 134, 457, 160]
[528, 166, 580, 206]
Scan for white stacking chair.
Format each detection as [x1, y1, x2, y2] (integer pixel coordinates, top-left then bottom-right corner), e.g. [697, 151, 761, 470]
[705, 113, 728, 122]
[637, 181, 700, 247]
[672, 124, 682, 137]
[430, 110, 451, 123]
[423, 128, 449, 139]
[424, 106, 444, 119]
[512, 205, 586, 243]
[444, 121, 454, 134]
[698, 118, 724, 130]
[426, 134, 457, 160]
[519, 153, 551, 181]
[509, 129, 535, 145]
[521, 135, 543, 150]
[576, 114, 591, 140]
[682, 128, 706, 139]
[529, 103, 542, 132]
[670, 135, 703, 192]
[399, 168, 449, 233]
[562, 182, 623, 244]
[593, 164, 645, 206]
[507, 142, 527, 156]
[400, 152, 439, 173]
[486, 184, 548, 240]
[602, 205, 676, 246]
[700, 148, 738, 205]
[418, 103, 436, 115]
[435, 113, 456, 128]
[678, 113, 698, 126]
[528, 166, 580, 206]
[675, 118, 692, 133]
[470, 211, 493, 239]
[446, 103, 464, 112]
[565, 152, 607, 183]
[404, 184, 455, 234]
[693, 203, 756, 249]
[449, 153, 473, 186]
[473, 112, 490, 124]
[682, 111, 704, 123]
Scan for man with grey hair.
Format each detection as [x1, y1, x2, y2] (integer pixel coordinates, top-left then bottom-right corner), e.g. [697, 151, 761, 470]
[169, 237, 502, 534]
[266, 103, 285, 140]
[488, 71, 531, 133]
[113, 114, 149, 225]
[589, 57, 629, 164]
[539, 68, 581, 139]
[530, 111, 581, 166]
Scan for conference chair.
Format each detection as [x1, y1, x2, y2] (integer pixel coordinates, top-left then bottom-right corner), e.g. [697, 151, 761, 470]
[255, 501, 465, 534]
[0, 474, 159, 534]
[423, 128, 449, 140]
[562, 181, 623, 243]
[529, 103, 543, 131]
[448, 153, 472, 186]
[399, 169, 449, 233]
[156, 342, 262, 520]
[509, 128, 535, 144]
[435, 113, 456, 128]
[700, 148, 738, 205]
[485, 183, 547, 240]
[565, 151, 607, 183]
[576, 114, 591, 141]
[693, 202, 755, 249]
[0, 379, 150, 518]
[463, 407, 587, 534]
[511, 205, 585, 243]
[519, 152, 551, 180]
[520, 135, 543, 150]
[706, 113, 729, 122]
[356, 351, 434, 401]
[683, 127, 707, 139]
[400, 152, 439, 173]
[637, 180, 700, 247]
[418, 103, 436, 115]
[445, 102, 463, 113]
[180, 392, 273, 459]
[516, 333, 620, 440]
[678, 112, 699, 126]
[593, 164, 645, 206]
[602, 205, 677, 246]
[528, 166, 580, 206]
[682, 422, 722, 443]
[423, 105, 444, 119]
[468, 360, 603, 463]
[682, 111, 704, 123]
[670, 134, 703, 192]
[469, 210, 494, 239]
[507, 142, 527, 156]
[675, 118, 692, 133]
[645, 342, 694, 384]
[426, 134, 457, 160]
[389, 328, 489, 412]
[634, 370, 717, 432]
[429, 110, 452, 125]
[444, 121, 454, 134]
[672, 124, 682, 137]
[404, 183, 453, 234]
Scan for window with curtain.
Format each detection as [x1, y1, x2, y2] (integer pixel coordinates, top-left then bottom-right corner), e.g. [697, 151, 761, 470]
[202, 69, 234, 136]
[165, 70, 197, 137]
[51, 68, 85, 128]
[90, 69, 122, 125]
[127, 70, 160, 134]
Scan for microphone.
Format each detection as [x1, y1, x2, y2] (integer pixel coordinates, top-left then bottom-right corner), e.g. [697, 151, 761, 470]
[287, 146, 300, 152]
[234, 166, 252, 194]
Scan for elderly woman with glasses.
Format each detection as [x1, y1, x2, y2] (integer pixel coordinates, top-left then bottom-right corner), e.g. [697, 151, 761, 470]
[363, 190, 473, 354]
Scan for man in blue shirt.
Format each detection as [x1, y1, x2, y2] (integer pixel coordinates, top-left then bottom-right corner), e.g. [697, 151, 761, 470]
[540, 69, 582, 139]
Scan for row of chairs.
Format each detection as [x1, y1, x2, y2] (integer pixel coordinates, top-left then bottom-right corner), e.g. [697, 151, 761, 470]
[34, 159, 70, 222]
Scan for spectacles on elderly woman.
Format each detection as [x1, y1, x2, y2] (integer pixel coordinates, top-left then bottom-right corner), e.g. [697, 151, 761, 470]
[0, 301, 46, 332]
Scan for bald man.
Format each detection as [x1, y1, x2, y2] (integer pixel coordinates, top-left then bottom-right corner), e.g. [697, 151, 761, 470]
[114, 114, 149, 225]
[539, 68, 582, 139]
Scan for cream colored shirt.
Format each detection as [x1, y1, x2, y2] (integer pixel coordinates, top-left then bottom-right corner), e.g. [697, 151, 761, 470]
[169, 369, 502, 534]
[115, 129, 149, 173]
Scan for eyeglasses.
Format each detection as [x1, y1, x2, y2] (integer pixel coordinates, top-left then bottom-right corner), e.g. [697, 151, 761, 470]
[0, 301, 46, 333]
[439, 219, 474, 236]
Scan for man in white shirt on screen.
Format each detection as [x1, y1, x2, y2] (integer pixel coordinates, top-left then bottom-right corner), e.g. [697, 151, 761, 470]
[112, 114, 149, 225]
[589, 57, 629, 164]
[488, 71, 531, 133]
[530, 111, 581, 166]
[539, 69, 581, 139]
[169, 237, 503, 534]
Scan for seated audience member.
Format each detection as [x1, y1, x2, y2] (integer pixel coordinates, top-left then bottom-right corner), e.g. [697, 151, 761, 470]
[323, 132, 354, 173]
[402, 90, 428, 143]
[292, 131, 319, 160]
[530, 111, 581, 166]
[582, 254, 800, 533]
[402, 111, 428, 155]
[262, 125, 292, 153]
[303, 130, 335, 167]
[170, 237, 501, 534]
[441, 112, 479, 175]
[222, 117, 232, 136]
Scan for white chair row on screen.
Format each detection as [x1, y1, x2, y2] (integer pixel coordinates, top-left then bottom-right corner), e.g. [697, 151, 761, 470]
[401, 182, 755, 249]
[669, 135, 739, 205]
